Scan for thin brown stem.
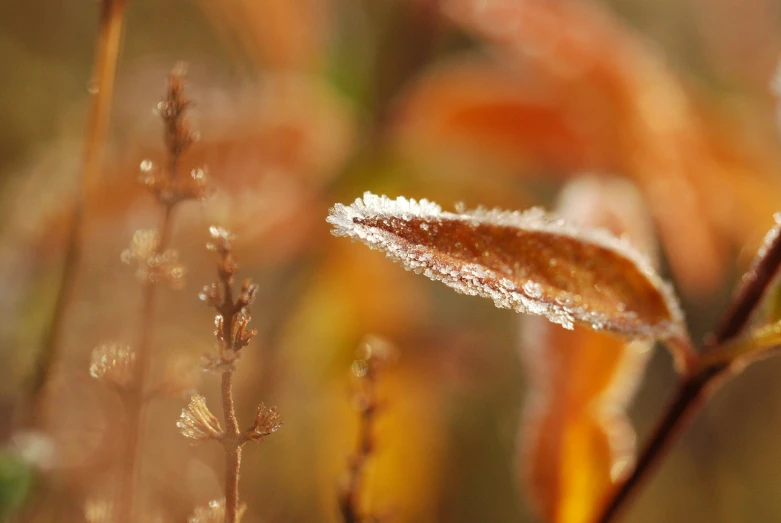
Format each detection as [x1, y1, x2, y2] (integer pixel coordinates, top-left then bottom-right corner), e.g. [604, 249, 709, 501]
[595, 221, 781, 523]
[594, 367, 723, 523]
[118, 204, 175, 523]
[340, 340, 393, 523]
[24, 0, 128, 429]
[222, 370, 241, 523]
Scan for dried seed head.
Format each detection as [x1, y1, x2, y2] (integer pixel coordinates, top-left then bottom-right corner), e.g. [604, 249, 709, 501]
[188, 499, 246, 523]
[199, 282, 221, 308]
[84, 499, 114, 523]
[89, 342, 136, 389]
[207, 225, 234, 252]
[177, 395, 223, 441]
[237, 279, 259, 309]
[122, 229, 187, 288]
[244, 404, 283, 443]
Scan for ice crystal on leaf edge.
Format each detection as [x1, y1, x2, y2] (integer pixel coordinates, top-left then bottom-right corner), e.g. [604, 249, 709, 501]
[327, 192, 686, 341]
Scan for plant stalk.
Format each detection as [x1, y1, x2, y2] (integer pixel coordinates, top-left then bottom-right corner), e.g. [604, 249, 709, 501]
[595, 220, 781, 523]
[26, 0, 128, 428]
[222, 369, 242, 523]
[118, 204, 175, 523]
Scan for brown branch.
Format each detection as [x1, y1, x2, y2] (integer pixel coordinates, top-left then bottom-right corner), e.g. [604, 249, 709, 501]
[339, 339, 393, 523]
[222, 370, 242, 523]
[208, 233, 256, 523]
[118, 205, 175, 523]
[595, 219, 781, 523]
[23, 0, 128, 429]
[118, 67, 198, 523]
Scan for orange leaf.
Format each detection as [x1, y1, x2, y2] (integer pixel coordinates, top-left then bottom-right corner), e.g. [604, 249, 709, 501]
[519, 177, 656, 523]
[328, 192, 686, 340]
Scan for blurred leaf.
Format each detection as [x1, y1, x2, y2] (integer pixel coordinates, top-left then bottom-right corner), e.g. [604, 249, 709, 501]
[519, 177, 655, 523]
[328, 192, 686, 340]
[0, 452, 33, 520]
[393, 0, 781, 295]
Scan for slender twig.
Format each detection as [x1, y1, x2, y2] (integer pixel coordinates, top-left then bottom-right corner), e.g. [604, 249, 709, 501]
[118, 69, 200, 523]
[221, 370, 242, 523]
[216, 253, 243, 523]
[595, 221, 781, 523]
[24, 0, 128, 429]
[339, 339, 393, 523]
[195, 229, 281, 523]
[118, 205, 175, 523]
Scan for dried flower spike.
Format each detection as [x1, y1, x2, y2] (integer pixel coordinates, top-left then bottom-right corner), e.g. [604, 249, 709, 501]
[177, 395, 224, 441]
[84, 499, 114, 523]
[188, 499, 247, 523]
[89, 342, 136, 390]
[242, 404, 283, 443]
[328, 192, 686, 341]
[121, 229, 186, 288]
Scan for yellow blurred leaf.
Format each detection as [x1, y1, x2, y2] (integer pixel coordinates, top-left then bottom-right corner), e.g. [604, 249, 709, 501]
[520, 177, 656, 523]
[392, 0, 781, 295]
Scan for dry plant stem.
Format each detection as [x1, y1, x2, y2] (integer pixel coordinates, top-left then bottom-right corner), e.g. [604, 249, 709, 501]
[119, 204, 176, 523]
[217, 258, 244, 523]
[222, 370, 242, 523]
[596, 230, 781, 523]
[26, 0, 128, 427]
[340, 366, 380, 523]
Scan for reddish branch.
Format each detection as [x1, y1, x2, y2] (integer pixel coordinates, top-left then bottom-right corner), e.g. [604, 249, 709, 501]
[596, 222, 781, 523]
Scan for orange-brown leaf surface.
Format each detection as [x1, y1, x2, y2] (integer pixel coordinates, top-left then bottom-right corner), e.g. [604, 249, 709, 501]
[328, 192, 686, 340]
[394, 0, 781, 294]
[520, 177, 656, 523]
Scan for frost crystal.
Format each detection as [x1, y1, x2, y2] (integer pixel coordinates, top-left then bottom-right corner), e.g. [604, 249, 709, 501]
[84, 499, 114, 523]
[750, 213, 781, 274]
[89, 342, 136, 389]
[188, 499, 246, 523]
[244, 403, 283, 443]
[327, 192, 685, 339]
[121, 229, 186, 288]
[177, 395, 223, 441]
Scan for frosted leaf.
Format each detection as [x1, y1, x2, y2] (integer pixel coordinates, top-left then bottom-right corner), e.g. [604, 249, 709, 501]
[328, 192, 685, 339]
[188, 499, 246, 523]
[89, 342, 136, 389]
[518, 176, 657, 521]
[177, 395, 223, 441]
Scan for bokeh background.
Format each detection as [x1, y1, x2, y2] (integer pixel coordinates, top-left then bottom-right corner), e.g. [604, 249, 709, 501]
[3, 0, 781, 521]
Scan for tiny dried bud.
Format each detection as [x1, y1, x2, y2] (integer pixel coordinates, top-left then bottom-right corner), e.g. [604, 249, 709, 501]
[198, 282, 221, 307]
[84, 499, 114, 523]
[237, 279, 259, 308]
[352, 336, 397, 380]
[188, 499, 246, 523]
[122, 229, 187, 288]
[207, 225, 234, 252]
[177, 395, 223, 441]
[233, 314, 257, 350]
[90, 342, 136, 389]
[244, 403, 283, 443]
[214, 314, 224, 341]
[183, 166, 212, 201]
